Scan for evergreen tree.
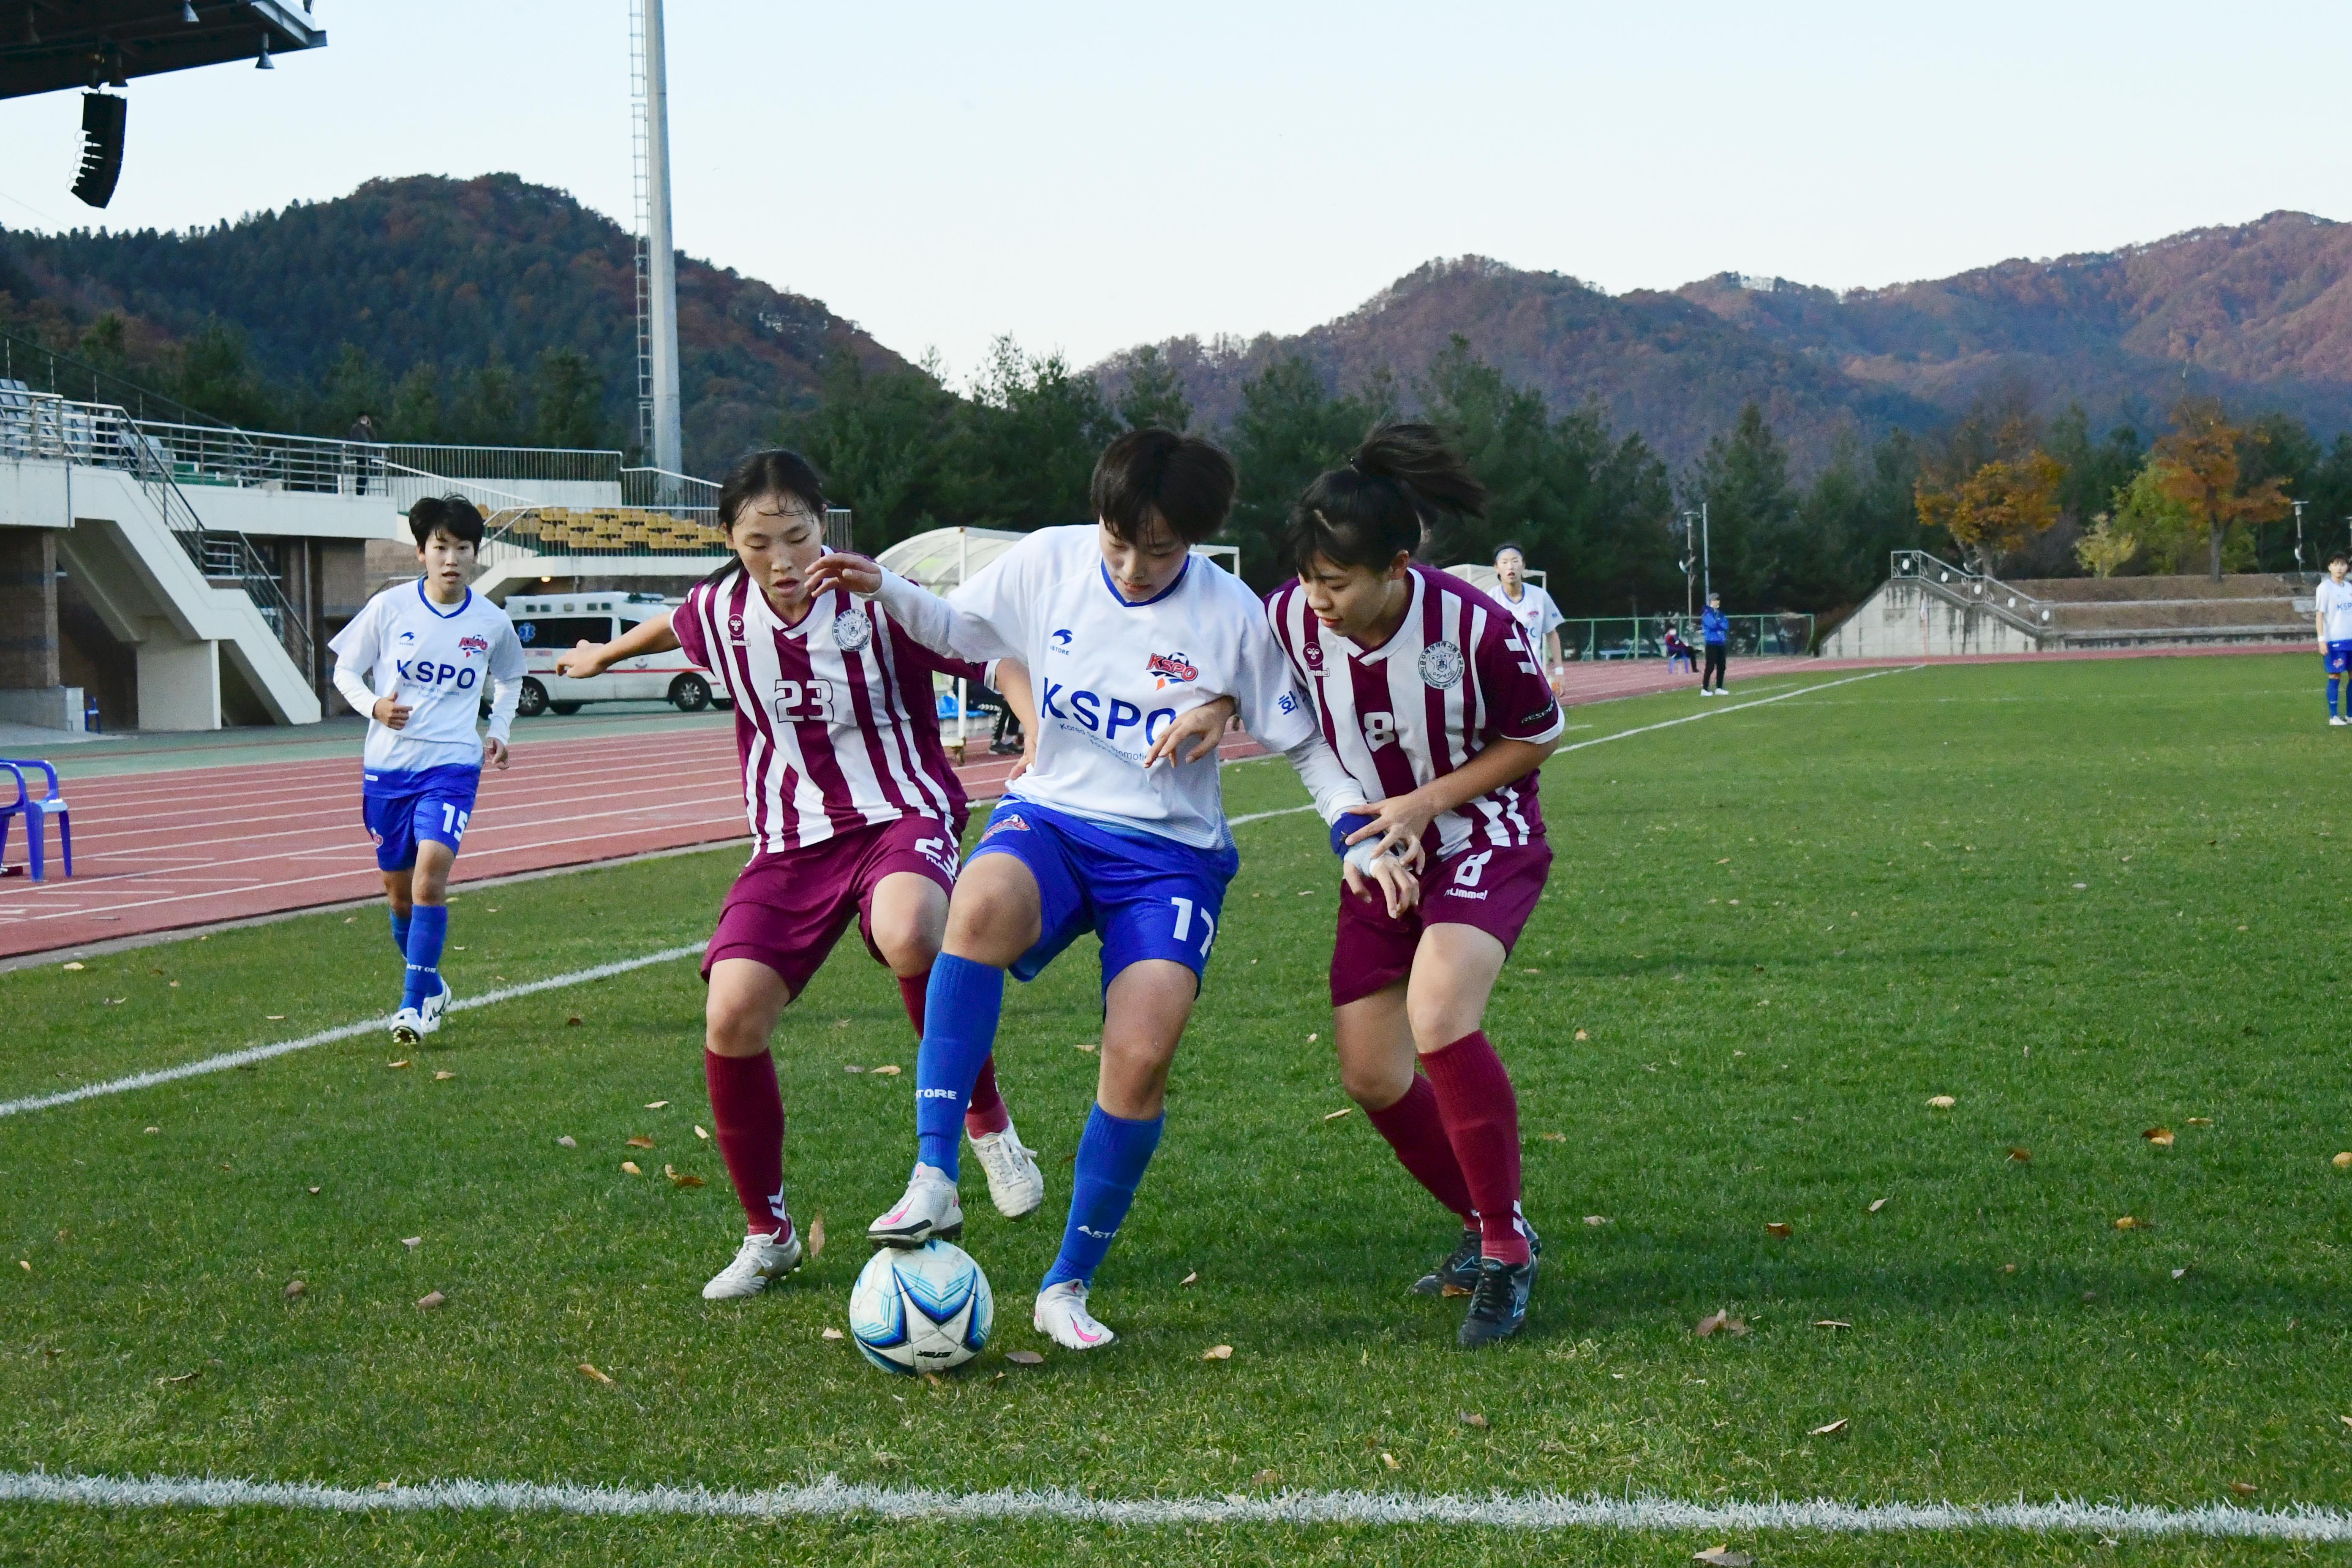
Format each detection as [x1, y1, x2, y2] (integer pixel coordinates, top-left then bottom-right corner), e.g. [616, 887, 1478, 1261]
[1114, 344, 1192, 433]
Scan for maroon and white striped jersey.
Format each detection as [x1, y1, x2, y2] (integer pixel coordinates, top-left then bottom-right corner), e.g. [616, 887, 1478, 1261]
[673, 571, 984, 855]
[1265, 566, 1564, 860]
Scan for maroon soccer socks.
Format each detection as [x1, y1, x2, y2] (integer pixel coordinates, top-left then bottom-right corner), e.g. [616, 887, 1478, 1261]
[704, 1048, 789, 1239]
[1421, 1031, 1532, 1266]
[1366, 1074, 1476, 1224]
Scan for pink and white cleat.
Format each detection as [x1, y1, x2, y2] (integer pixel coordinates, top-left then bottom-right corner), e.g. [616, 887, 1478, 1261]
[866, 1163, 963, 1248]
[1032, 1280, 1115, 1351]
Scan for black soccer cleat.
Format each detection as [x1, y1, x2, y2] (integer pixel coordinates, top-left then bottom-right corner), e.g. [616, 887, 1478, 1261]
[1411, 1222, 1544, 1297]
[1410, 1227, 1483, 1296]
[1457, 1255, 1537, 1348]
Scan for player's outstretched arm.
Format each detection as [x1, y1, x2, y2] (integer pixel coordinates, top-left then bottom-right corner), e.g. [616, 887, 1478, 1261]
[1344, 735, 1561, 860]
[555, 610, 679, 679]
[804, 553, 1021, 665]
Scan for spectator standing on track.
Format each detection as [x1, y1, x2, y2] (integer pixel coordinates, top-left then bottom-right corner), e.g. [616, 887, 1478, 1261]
[348, 411, 378, 496]
[1700, 592, 1730, 695]
[2317, 554, 2352, 727]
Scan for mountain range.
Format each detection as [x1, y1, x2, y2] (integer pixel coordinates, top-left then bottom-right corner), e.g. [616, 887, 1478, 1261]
[8, 175, 2352, 477]
[1099, 211, 2352, 469]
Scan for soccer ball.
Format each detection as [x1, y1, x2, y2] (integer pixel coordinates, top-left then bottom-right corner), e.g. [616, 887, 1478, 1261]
[847, 1240, 993, 1375]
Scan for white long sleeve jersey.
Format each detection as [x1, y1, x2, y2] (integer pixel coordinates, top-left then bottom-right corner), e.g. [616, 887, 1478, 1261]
[328, 580, 524, 778]
[872, 526, 1365, 849]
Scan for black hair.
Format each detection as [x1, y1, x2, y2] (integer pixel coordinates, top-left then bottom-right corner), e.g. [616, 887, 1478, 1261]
[705, 448, 828, 587]
[1283, 422, 1486, 575]
[2333, 554, 2349, 568]
[1090, 428, 1236, 546]
[1493, 541, 1527, 564]
[408, 494, 485, 548]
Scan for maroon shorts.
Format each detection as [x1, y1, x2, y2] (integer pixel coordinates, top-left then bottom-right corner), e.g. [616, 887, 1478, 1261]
[704, 814, 963, 995]
[1329, 839, 1552, 1007]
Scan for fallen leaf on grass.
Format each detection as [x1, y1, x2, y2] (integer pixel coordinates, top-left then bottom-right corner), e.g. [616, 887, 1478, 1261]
[1073, 1040, 1099, 1054]
[2340, 1415, 2352, 1431]
[626, 1135, 656, 1149]
[1459, 1411, 1489, 1428]
[2335, 1152, 2352, 1171]
[2002, 1263, 2019, 1274]
[565, 1016, 583, 1028]
[284, 1280, 306, 1298]
[578, 1363, 614, 1385]
[1584, 1215, 1610, 1226]
[305, 1186, 321, 1195]
[387, 1060, 411, 1070]
[416, 1291, 445, 1311]
[664, 1165, 703, 1188]
[1764, 1222, 1792, 1239]
[60, 962, 84, 972]
[1810, 1417, 1849, 1437]
[158, 1370, 200, 1386]
[621, 1161, 642, 1176]
[844, 1064, 865, 1074]
[821, 1328, 845, 1341]
[807, 1214, 825, 1260]
[1813, 1320, 1851, 1329]
[556, 1136, 577, 1149]
[1380, 1452, 1400, 1471]
[694, 1126, 710, 1141]
[1180, 1271, 1198, 1286]
[102, 997, 125, 1005]
[1868, 1197, 1888, 1213]
[871, 1064, 902, 1077]
[433, 1070, 456, 1081]
[1322, 1107, 1354, 1122]
[2172, 1267, 2191, 1280]
[1203, 1344, 1233, 1360]
[1694, 1310, 1748, 1338]
[1927, 1095, 1956, 1109]
[643, 1100, 669, 1110]
[2143, 1127, 2174, 1148]
[265, 1015, 286, 1021]
[400, 1236, 422, 1250]
[1252, 1469, 1282, 1486]
[1307, 1033, 1318, 1044]
[2186, 1117, 2214, 1127]
[1004, 1350, 1044, 1366]
[1541, 1132, 1568, 1143]
[143, 1126, 159, 1135]
[1693, 1546, 1753, 1567]
[2114, 1216, 2140, 1230]
[2229, 1481, 2259, 1498]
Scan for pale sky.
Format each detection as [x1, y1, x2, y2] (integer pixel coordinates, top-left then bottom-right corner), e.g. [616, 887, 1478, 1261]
[2, 1, 2348, 387]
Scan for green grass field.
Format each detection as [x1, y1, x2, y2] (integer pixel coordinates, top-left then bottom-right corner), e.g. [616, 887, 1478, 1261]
[6, 653, 2352, 1566]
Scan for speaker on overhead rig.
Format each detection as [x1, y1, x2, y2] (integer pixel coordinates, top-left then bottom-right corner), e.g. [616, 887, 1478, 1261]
[73, 93, 128, 209]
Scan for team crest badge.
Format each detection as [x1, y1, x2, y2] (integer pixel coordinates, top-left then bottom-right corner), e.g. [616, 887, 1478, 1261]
[457, 634, 489, 659]
[1146, 651, 1199, 689]
[1418, 640, 1465, 690]
[833, 609, 872, 651]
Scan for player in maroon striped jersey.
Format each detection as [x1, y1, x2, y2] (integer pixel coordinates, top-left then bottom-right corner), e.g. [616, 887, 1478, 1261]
[1264, 424, 1566, 1347]
[556, 450, 1044, 1300]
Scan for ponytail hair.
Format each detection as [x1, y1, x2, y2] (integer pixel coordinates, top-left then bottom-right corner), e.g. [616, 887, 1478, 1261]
[700, 448, 828, 589]
[1282, 422, 1486, 576]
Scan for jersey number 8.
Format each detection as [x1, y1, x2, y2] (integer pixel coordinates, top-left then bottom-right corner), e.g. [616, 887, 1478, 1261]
[1361, 710, 1396, 749]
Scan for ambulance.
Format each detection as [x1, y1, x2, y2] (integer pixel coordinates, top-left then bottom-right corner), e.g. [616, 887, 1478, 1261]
[503, 591, 731, 716]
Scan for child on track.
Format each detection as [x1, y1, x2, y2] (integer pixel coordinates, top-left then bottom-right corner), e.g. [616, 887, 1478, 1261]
[554, 450, 1045, 1301]
[1264, 425, 1565, 1347]
[328, 495, 524, 1047]
[2316, 555, 2352, 726]
[810, 428, 1415, 1351]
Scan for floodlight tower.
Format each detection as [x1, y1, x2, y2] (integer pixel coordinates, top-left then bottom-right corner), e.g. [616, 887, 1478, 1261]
[631, 0, 683, 479]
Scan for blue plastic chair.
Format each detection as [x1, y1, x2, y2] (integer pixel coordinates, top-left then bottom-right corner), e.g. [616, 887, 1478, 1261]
[0, 759, 72, 882]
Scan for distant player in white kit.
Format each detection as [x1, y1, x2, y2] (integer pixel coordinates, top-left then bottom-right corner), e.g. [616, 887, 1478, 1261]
[556, 450, 1044, 1301]
[327, 495, 524, 1045]
[811, 429, 1412, 1351]
[1490, 544, 1564, 672]
[2317, 553, 2352, 726]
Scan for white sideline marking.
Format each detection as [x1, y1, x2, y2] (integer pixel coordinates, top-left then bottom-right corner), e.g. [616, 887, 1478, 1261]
[0, 1471, 2344, 1540]
[0, 945, 702, 1119]
[1223, 670, 1916, 833]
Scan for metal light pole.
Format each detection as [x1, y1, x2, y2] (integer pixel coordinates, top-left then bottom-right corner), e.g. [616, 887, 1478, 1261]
[1700, 500, 1711, 601]
[2293, 498, 2307, 576]
[1675, 510, 1699, 624]
[632, 0, 683, 479]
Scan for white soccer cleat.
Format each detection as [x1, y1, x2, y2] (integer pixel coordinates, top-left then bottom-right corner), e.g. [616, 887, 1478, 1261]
[1032, 1279, 1115, 1351]
[867, 1162, 963, 1248]
[419, 978, 454, 1034]
[701, 1225, 803, 1300]
[2333, 716, 2350, 727]
[969, 1121, 1045, 1219]
[389, 1007, 426, 1046]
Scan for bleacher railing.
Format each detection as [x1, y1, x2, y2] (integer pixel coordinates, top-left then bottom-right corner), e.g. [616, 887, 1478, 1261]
[1889, 550, 2053, 635]
[0, 390, 314, 679]
[1560, 612, 1815, 661]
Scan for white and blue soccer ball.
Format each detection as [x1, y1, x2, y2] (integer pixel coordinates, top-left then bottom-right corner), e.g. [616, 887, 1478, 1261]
[847, 1240, 992, 1375]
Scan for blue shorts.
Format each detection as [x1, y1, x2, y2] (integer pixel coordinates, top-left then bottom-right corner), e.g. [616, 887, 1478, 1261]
[2326, 641, 2352, 675]
[362, 763, 482, 873]
[969, 800, 1239, 992]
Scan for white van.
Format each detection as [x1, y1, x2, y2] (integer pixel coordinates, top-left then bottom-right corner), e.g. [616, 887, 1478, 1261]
[504, 591, 732, 717]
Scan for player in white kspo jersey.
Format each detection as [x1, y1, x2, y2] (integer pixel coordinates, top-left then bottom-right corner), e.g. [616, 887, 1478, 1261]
[808, 429, 1414, 1352]
[1265, 425, 1565, 1347]
[555, 451, 1044, 1302]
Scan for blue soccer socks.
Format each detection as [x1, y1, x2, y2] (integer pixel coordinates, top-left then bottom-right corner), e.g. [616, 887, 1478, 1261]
[1043, 1103, 1165, 1289]
[400, 904, 449, 1013]
[2331, 675, 2342, 719]
[389, 907, 413, 958]
[914, 955, 1006, 1179]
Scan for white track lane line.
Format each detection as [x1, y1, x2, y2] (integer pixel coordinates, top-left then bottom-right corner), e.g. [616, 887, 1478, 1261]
[0, 1471, 2342, 1540]
[0, 945, 703, 1118]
